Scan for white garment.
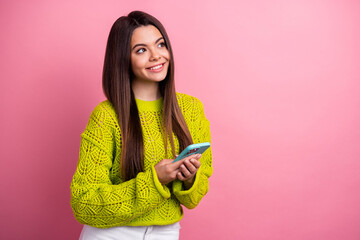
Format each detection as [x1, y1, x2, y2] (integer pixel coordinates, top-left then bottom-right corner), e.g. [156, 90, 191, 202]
[79, 222, 180, 240]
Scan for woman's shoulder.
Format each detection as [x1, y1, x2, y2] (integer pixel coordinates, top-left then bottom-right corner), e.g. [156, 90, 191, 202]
[90, 100, 115, 116]
[175, 92, 205, 114]
[88, 100, 118, 127]
[176, 92, 203, 105]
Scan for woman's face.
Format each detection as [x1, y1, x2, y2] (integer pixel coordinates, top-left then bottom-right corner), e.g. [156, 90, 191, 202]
[130, 25, 170, 84]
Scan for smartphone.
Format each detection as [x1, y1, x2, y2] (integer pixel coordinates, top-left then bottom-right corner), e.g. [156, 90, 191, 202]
[172, 142, 211, 163]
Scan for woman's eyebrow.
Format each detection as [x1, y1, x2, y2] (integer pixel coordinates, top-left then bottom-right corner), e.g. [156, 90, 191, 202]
[132, 37, 164, 50]
[155, 37, 164, 44]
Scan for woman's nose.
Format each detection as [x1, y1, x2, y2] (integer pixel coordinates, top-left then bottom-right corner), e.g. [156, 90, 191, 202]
[149, 49, 161, 61]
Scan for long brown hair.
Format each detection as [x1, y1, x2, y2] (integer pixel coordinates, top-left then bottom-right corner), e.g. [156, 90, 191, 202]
[102, 11, 193, 181]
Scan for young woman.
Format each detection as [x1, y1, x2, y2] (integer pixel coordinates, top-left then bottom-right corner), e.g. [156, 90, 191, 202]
[70, 11, 213, 240]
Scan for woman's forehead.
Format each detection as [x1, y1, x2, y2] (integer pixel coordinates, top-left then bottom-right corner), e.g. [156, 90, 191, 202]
[131, 25, 163, 46]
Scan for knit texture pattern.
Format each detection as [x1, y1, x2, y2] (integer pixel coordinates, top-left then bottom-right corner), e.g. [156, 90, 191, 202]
[70, 92, 213, 228]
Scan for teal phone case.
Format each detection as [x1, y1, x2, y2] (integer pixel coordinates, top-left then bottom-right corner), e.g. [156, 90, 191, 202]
[172, 142, 211, 162]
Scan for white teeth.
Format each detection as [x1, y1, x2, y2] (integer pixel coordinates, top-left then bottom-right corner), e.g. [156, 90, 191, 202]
[149, 64, 163, 70]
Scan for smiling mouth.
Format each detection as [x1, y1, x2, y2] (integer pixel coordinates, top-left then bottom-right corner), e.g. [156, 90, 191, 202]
[146, 63, 165, 71]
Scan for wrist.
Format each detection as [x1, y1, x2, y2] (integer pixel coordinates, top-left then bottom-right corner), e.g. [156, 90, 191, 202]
[183, 176, 195, 190]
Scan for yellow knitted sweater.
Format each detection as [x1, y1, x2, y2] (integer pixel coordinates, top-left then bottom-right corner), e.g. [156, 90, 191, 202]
[70, 92, 212, 228]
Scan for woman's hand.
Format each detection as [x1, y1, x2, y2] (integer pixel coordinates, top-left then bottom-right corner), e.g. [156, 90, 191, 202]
[177, 154, 202, 189]
[154, 158, 186, 185]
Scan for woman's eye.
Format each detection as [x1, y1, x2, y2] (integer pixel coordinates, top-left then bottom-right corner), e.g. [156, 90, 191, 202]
[136, 48, 146, 53]
[158, 42, 166, 48]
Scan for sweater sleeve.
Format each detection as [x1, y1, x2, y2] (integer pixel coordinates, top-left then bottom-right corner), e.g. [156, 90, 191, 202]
[70, 103, 171, 228]
[172, 99, 213, 209]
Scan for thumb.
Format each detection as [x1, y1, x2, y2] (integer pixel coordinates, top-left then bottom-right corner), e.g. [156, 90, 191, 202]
[170, 158, 185, 169]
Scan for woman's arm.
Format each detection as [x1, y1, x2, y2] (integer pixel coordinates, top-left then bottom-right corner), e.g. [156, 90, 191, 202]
[172, 99, 213, 209]
[70, 103, 171, 228]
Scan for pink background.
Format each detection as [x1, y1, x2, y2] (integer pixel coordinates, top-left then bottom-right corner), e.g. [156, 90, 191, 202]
[1, 0, 360, 239]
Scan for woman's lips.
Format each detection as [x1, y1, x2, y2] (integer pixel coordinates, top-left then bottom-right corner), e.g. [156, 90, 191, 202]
[146, 63, 165, 72]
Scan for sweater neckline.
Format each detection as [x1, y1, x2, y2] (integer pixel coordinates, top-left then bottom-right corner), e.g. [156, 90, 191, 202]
[135, 97, 163, 112]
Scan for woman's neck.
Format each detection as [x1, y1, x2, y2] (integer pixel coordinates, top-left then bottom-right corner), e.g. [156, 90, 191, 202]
[131, 79, 162, 101]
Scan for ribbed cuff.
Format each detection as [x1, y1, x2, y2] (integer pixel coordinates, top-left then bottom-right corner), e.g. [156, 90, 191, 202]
[173, 167, 202, 196]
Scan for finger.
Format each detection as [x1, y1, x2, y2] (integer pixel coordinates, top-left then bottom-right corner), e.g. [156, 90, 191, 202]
[185, 153, 201, 161]
[180, 164, 192, 178]
[183, 159, 197, 173]
[190, 158, 201, 168]
[170, 158, 185, 169]
[177, 171, 185, 181]
[181, 155, 193, 163]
